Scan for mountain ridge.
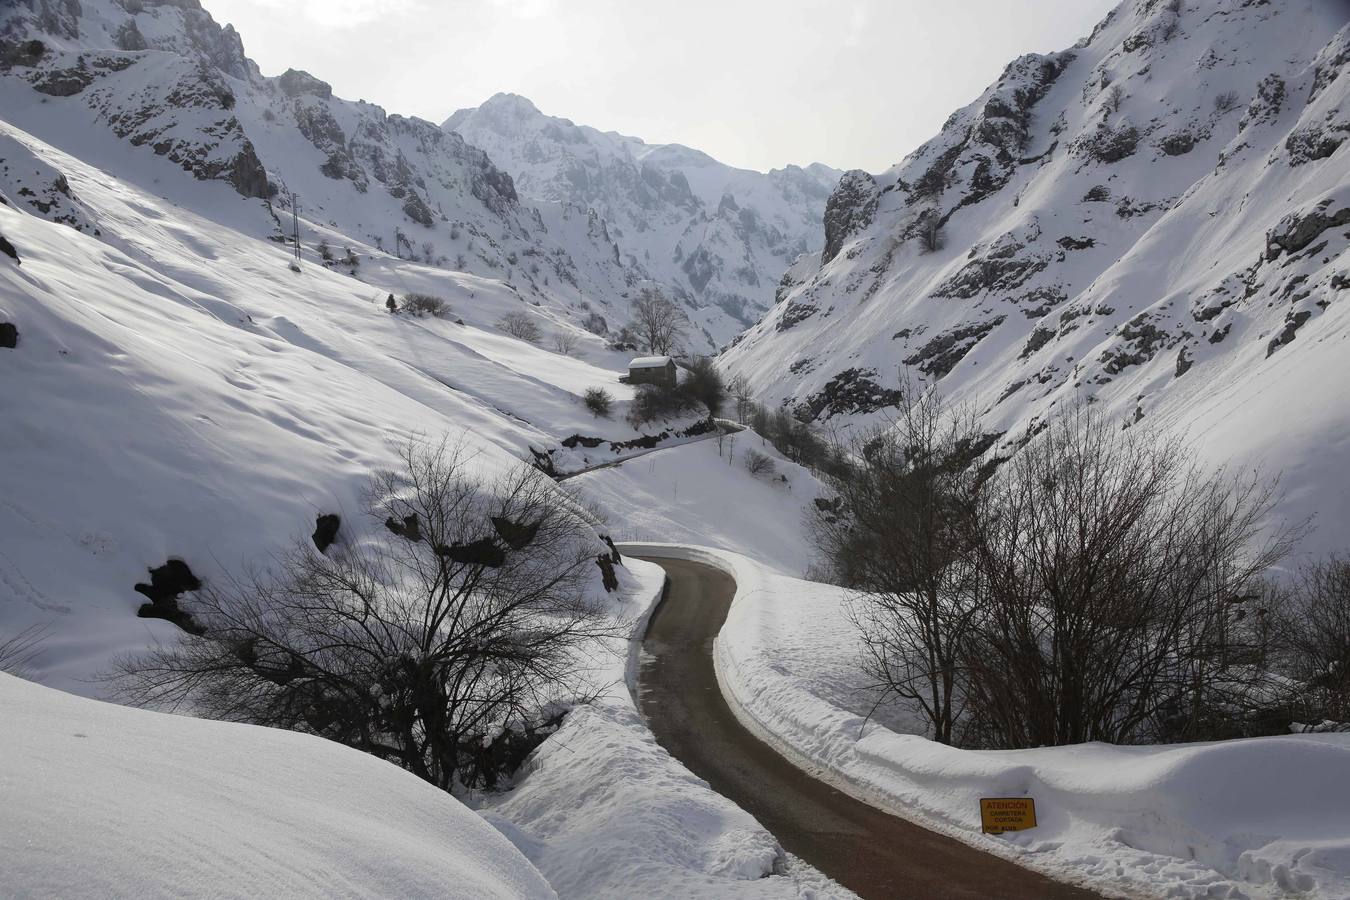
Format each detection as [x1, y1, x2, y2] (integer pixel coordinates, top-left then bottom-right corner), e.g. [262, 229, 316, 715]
[445, 91, 842, 346]
[719, 0, 1350, 553]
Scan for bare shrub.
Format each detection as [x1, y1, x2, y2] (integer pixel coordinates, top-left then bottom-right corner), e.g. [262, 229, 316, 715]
[581, 312, 608, 336]
[631, 287, 688, 356]
[0, 624, 49, 679]
[552, 330, 580, 356]
[744, 449, 777, 478]
[1213, 90, 1241, 114]
[402, 292, 449, 318]
[626, 384, 697, 427]
[583, 387, 612, 418]
[111, 440, 618, 791]
[498, 310, 542, 343]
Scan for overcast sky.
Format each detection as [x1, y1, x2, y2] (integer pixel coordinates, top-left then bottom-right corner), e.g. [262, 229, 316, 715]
[202, 0, 1118, 174]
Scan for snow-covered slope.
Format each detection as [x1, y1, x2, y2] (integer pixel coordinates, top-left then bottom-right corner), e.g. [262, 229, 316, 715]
[722, 0, 1350, 551]
[0, 112, 686, 695]
[0, 672, 558, 899]
[0, 0, 658, 339]
[446, 94, 840, 348]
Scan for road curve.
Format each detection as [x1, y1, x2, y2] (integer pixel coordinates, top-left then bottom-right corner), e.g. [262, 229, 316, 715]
[635, 556, 1099, 900]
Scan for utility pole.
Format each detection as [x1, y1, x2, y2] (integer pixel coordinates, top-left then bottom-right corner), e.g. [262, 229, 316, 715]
[290, 193, 301, 263]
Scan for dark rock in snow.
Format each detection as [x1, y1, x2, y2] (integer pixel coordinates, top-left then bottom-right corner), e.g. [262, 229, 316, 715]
[312, 513, 340, 553]
[1266, 203, 1350, 259]
[0, 39, 47, 68]
[596, 554, 619, 592]
[1175, 347, 1193, 377]
[491, 516, 540, 550]
[134, 559, 205, 635]
[1266, 310, 1313, 357]
[436, 537, 506, 568]
[0, 323, 17, 349]
[385, 513, 423, 542]
[797, 368, 904, 421]
[821, 170, 879, 264]
[0, 234, 17, 264]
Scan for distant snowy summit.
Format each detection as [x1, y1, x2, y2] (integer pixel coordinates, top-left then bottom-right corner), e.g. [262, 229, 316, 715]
[0, 0, 763, 349]
[446, 92, 841, 345]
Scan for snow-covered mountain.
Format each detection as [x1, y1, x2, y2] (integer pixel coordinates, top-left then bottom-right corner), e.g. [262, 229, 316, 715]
[446, 94, 841, 348]
[721, 0, 1350, 552]
[0, 0, 663, 339]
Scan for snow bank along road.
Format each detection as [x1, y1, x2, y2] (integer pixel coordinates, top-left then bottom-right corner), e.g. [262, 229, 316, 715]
[634, 556, 1099, 899]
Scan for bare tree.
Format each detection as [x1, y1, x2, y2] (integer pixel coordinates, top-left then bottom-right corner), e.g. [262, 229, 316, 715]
[1213, 90, 1241, 114]
[421, 240, 435, 264]
[813, 387, 984, 744]
[402, 293, 449, 318]
[498, 310, 542, 344]
[727, 374, 754, 424]
[552, 330, 580, 356]
[960, 406, 1297, 748]
[631, 288, 688, 356]
[582, 387, 612, 418]
[111, 440, 619, 791]
[1102, 83, 1123, 116]
[1276, 556, 1350, 724]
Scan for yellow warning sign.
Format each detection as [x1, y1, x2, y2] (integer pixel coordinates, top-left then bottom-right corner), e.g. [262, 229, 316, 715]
[979, 797, 1037, 834]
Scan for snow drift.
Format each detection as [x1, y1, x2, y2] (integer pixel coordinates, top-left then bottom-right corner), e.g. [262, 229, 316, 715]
[0, 672, 557, 899]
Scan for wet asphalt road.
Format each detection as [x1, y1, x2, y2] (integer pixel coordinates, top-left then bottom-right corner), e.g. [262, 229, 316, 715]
[635, 556, 1099, 900]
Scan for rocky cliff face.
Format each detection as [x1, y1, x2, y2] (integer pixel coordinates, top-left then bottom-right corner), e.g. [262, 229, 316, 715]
[722, 0, 1350, 551]
[0, 0, 650, 335]
[445, 94, 841, 348]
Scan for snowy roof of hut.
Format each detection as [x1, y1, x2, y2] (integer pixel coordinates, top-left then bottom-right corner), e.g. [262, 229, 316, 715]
[628, 356, 673, 369]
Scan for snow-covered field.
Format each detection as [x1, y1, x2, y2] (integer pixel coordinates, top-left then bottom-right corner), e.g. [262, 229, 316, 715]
[574, 433, 826, 576]
[0, 114, 711, 695]
[0, 672, 558, 900]
[626, 543, 1350, 900]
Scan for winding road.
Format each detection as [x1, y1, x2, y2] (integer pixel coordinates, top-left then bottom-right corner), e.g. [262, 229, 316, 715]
[635, 556, 1099, 900]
